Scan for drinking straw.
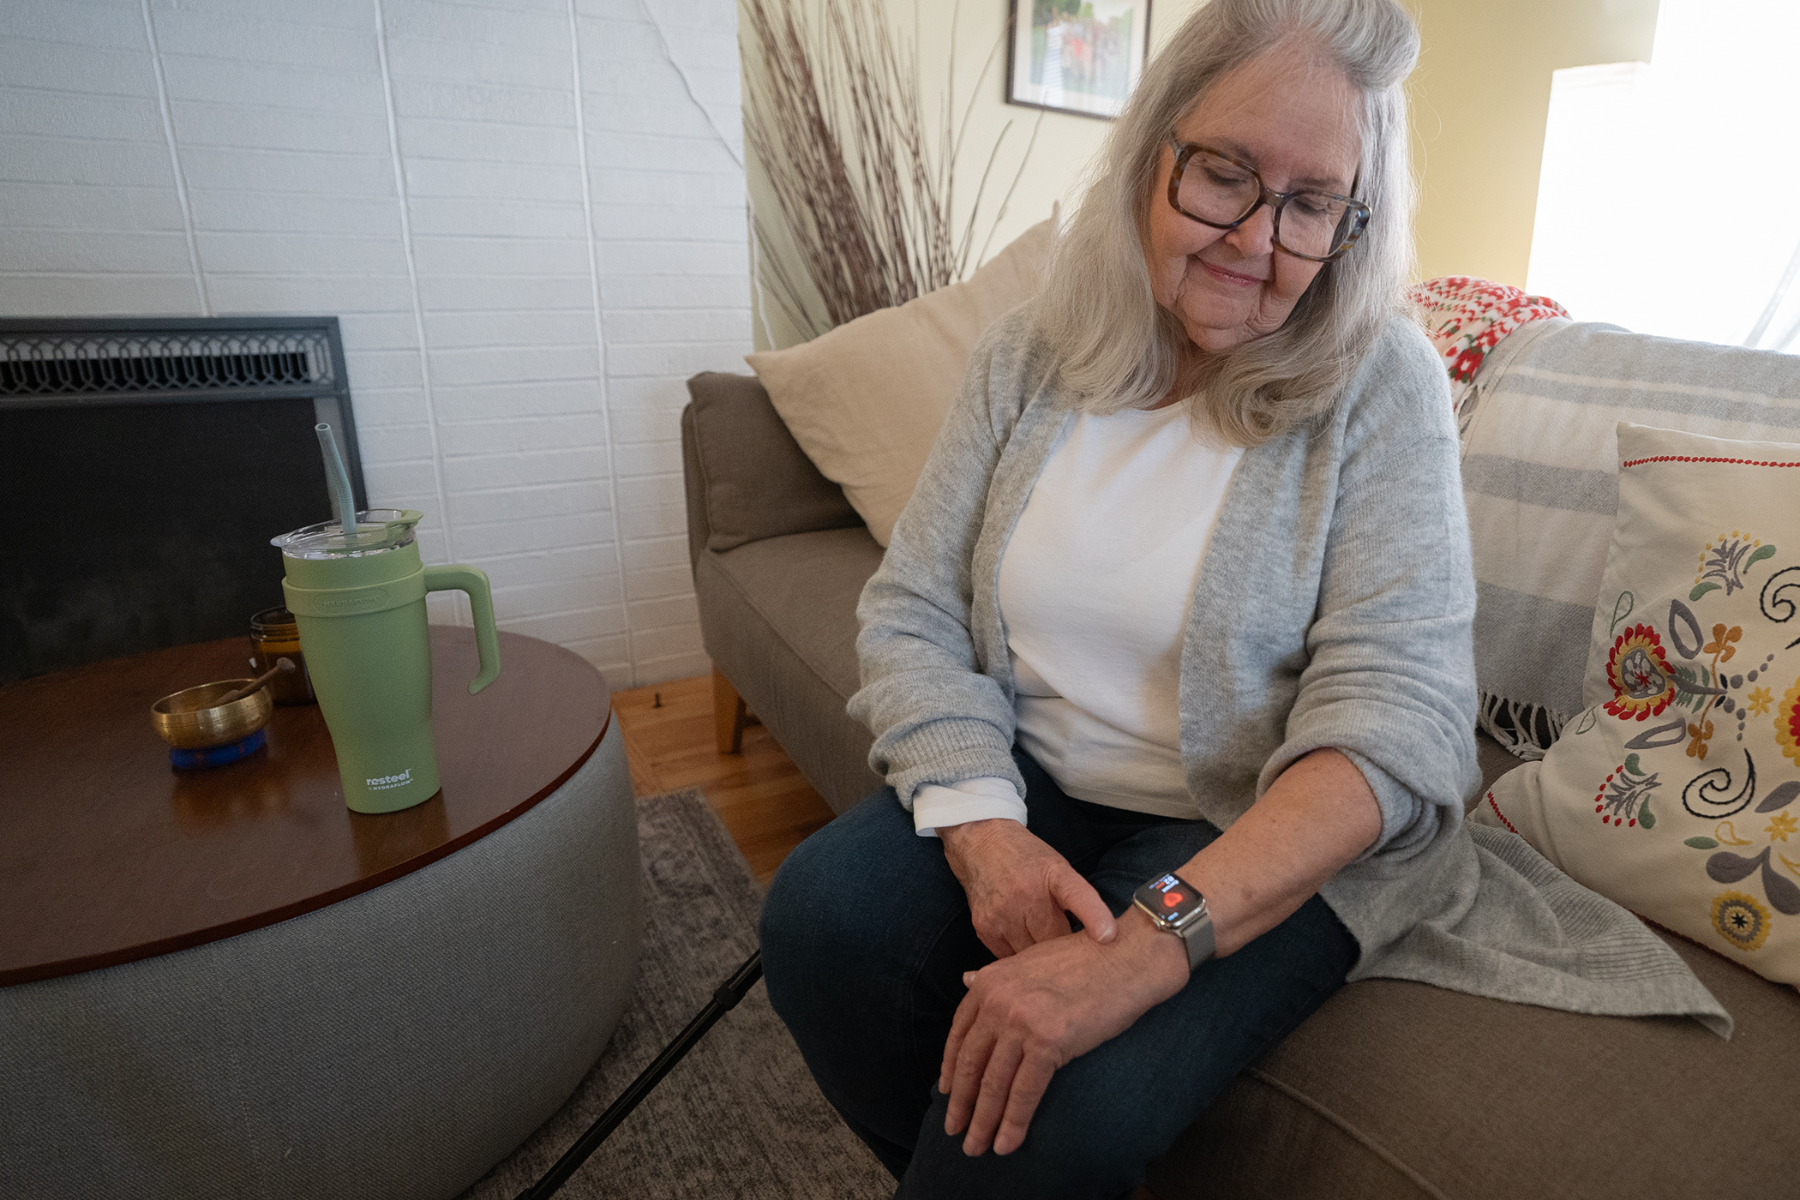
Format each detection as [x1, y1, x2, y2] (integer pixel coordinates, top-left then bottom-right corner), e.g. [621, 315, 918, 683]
[315, 423, 359, 538]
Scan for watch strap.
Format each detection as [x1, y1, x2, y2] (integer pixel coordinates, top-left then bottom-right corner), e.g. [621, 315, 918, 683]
[1178, 909, 1215, 971]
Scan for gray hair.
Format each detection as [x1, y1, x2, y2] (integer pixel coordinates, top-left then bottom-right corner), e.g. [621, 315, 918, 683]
[1037, 0, 1420, 443]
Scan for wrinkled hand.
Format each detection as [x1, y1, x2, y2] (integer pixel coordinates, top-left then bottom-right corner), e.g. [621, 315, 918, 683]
[938, 913, 1188, 1156]
[938, 819, 1116, 958]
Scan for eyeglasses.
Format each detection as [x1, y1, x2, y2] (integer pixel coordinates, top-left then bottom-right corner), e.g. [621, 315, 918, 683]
[1165, 137, 1370, 263]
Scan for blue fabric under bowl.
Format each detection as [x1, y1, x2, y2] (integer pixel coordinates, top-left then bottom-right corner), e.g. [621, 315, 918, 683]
[169, 728, 266, 769]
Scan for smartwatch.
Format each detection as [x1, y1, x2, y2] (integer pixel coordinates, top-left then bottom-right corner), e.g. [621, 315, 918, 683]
[1132, 872, 1215, 972]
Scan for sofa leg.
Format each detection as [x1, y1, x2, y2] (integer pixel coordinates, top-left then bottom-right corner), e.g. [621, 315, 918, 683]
[713, 667, 751, 755]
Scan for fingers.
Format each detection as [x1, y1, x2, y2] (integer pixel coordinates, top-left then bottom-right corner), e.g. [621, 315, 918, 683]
[944, 1005, 998, 1139]
[938, 976, 979, 1095]
[991, 1056, 1055, 1155]
[960, 1034, 1025, 1156]
[1048, 864, 1117, 944]
[973, 923, 1016, 959]
[942, 987, 1055, 1158]
[1021, 898, 1073, 947]
[977, 896, 1067, 957]
[981, 876, 1083, 956]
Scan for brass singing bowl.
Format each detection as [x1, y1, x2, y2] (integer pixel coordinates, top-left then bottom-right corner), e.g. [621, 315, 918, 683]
[151, 681, 275, 750]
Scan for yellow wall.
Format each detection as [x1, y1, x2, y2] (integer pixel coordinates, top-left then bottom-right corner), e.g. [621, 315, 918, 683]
[1408, 0, 1658, 285]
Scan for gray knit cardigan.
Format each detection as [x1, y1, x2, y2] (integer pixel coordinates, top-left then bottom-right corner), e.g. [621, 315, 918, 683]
[849, 306, 1731, 1036]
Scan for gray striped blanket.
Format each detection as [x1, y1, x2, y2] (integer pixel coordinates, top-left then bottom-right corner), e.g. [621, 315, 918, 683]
[1458, 319, 1800, 757]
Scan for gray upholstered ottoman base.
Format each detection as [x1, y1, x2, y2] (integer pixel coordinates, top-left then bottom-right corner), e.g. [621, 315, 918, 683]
[0, 729, 641, 1200]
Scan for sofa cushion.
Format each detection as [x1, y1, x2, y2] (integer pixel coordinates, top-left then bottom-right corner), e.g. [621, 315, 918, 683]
[745, 217, 1055, 547]
[684, 373, 863, 553]
[1477, 424, 1800, 988]
[692, 527, 885, 813]
[1149, 922, 1800, 1200]
[1459, 321, 1800, 758]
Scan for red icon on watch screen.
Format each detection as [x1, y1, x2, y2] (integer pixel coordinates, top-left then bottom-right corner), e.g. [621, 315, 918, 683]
[1164, 892, 1183, 907]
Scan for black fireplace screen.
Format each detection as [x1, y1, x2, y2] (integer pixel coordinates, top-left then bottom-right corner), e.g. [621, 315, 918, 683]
[0, 316, 369, 685]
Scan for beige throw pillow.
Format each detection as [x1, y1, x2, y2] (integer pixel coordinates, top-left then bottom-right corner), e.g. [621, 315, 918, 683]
[1473, 423, 1800, 987]
[746, 217, 1056, 547]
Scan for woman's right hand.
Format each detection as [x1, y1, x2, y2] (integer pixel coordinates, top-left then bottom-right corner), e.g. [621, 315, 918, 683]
[938, 819, 1117, 957]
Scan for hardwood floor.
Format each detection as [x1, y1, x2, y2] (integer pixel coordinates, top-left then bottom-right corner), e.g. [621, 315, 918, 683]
[611, 673, 836, 884]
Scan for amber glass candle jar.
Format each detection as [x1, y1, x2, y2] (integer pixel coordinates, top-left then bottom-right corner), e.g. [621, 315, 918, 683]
[249, 605, 316, 705]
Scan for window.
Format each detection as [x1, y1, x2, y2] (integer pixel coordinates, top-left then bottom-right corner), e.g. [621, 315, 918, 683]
[1526, 0, 1800, 350]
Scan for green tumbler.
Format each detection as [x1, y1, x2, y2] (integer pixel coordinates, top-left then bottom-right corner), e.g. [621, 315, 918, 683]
[272, 509, 501, 814]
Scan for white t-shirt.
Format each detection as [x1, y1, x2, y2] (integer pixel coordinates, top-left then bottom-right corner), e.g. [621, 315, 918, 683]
[911, 402, 1243, 835]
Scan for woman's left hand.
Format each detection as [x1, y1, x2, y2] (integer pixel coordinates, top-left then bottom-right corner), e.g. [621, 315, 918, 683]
[938, 910, 1189, 1156]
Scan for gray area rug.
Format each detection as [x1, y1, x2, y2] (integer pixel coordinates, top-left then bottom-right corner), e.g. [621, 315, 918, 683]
[456, 790, 891, 1200]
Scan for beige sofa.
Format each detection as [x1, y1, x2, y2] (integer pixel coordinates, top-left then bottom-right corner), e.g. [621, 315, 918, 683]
[680, 324, 1800, 1198]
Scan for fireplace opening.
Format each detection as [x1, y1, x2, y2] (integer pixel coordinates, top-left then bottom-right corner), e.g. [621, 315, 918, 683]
[0, 317, 367, 686]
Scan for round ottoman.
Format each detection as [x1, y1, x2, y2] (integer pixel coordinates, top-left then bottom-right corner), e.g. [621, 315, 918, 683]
[0, 635, 641, 1200]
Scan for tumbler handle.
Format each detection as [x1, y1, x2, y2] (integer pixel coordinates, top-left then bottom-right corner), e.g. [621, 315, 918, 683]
[423, 564, 502, 694]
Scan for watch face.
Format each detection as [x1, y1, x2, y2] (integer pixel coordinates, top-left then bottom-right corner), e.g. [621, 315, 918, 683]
[1136, 873, 1206, 928]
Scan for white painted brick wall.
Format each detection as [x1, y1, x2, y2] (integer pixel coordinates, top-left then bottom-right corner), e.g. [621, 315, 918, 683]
[0, 0, 750, 688]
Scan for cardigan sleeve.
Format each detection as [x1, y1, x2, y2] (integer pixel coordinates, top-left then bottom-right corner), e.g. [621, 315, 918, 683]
[1259, 321, 1482, 862]
[845, 312, 1041, 809]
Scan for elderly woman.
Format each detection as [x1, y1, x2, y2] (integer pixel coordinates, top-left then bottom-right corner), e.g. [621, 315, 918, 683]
[759, 1, 1723, 1196]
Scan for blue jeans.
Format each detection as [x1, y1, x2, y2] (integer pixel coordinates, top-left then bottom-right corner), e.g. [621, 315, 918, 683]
[760, 751, 1358, 1199]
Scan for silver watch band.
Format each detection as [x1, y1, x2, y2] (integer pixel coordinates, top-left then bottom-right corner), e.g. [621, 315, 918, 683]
[1175, 910, 1215, 971]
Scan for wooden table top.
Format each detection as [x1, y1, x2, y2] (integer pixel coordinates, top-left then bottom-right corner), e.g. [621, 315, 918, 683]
[0, 627, 611, 986]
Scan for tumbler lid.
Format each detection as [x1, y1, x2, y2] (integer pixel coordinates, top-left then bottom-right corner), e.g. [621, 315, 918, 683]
[271, 509, 422, 560]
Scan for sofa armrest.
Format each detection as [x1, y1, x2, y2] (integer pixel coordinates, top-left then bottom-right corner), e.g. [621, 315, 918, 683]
[682, 372, 863, 561]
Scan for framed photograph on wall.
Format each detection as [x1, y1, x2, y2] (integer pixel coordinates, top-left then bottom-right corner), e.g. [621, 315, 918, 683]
[1006, 0, 1151, 120]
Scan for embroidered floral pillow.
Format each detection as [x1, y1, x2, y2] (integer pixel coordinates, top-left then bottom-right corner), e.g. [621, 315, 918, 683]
[1473, 423, 1800, 987]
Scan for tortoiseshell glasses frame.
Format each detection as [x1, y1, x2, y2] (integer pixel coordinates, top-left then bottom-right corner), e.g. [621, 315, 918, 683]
[1166, 137, 1371, 263]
